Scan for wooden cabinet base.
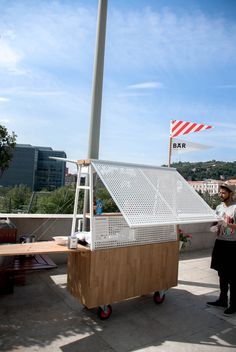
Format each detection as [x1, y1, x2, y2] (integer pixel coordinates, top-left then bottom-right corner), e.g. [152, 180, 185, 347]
[67, 241, 179, 309]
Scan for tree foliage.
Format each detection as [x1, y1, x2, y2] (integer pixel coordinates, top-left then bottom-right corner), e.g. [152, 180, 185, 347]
[33, 186, 80, 214]
[0, 124, 17, 176]
[170, 160, 236, 181]
[0, 183, 119, 214]
[0, 184, 31, 213]
[197, 191, 221, 209]
[0, 185, 78, 214]
[96, 187, 119, 213]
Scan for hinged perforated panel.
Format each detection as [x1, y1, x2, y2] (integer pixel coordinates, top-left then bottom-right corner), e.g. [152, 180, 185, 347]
[92, 160, 219, 228]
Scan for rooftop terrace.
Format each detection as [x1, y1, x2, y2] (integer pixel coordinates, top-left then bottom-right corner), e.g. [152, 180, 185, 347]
[1, 249, 236, 352]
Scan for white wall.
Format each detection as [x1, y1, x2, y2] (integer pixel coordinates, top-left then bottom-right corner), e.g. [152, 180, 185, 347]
[180, 222, 215, 251]
[1, 214, 216, 263]
[0, 214, 76, 264]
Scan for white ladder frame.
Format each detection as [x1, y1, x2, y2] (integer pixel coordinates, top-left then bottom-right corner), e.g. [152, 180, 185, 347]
[71, 162, 95, 249]
[48, 156, 94, 246]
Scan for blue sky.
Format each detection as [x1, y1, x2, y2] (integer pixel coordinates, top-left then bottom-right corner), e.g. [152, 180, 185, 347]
[0, 0, 236, 172]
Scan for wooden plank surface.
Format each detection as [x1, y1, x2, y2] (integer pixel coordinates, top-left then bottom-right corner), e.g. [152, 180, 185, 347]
[77, 159, 91, 165]
[0, 241, 89, 256]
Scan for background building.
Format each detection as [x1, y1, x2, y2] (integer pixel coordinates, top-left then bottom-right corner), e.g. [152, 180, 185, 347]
[65, 173, 77, 187]
[188, 179, 236, 195]
[0, 144, 66, 191]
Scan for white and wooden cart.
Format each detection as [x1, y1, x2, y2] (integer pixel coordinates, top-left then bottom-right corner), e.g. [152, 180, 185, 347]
[66, 159, 219, 319]
[0, 159, 219, 319]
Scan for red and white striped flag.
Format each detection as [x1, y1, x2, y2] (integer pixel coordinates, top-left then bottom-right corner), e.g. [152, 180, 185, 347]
[170, 120, 213, 138]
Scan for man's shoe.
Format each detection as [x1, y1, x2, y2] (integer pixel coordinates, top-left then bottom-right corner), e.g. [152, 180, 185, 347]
[207, 300, 228, 308]
[223, 306, 236, 315]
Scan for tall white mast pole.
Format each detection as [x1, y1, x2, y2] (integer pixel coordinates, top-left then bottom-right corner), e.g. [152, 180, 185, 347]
[83, 0, 108, 230]
[87, 0, 108, 159]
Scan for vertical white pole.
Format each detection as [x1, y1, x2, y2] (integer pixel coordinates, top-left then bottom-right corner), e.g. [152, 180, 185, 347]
[87, 0, 108, 159]
[168, 137, 172, 167]
[168, 121, 173, 167]
[83, 0, 108, 231]
[89, 165, 95, 250]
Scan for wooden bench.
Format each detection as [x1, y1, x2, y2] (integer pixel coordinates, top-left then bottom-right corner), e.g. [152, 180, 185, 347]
[0, 227, 17, 243]
[0, 241, 88, 294]
[0, 226, 17, 294]
[0, 254, 57, 293]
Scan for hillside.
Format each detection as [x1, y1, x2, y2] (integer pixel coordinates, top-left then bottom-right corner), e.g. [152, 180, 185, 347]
[166, 160, 236, 181]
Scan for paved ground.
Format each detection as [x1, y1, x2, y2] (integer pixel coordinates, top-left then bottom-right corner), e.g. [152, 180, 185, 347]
[1, 249, 236, 352]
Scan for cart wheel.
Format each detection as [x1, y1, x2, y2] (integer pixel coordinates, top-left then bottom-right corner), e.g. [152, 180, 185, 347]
[97, 305, 112, 320]
[153, 291, 165, 304]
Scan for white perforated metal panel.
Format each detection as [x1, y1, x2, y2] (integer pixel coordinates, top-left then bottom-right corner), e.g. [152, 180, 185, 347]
[93, 215, 176, 249]
[91, 160, 219, 228]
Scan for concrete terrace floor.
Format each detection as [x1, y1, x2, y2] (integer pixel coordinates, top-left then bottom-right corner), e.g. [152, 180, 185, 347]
[1, 248, 236, 352]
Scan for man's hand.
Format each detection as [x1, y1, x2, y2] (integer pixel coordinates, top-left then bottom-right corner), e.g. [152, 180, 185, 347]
[218, 220, 228, 228]
[210, 225, 218, 233]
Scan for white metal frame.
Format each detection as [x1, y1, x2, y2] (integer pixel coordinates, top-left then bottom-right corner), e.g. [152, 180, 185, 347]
[89, 164, 95, 250]
[91, 159, 219, 228]
[50, 158, 220, 251]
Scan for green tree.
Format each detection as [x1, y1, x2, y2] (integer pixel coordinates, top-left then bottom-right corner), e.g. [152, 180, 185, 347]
[96, 187, 119, 213]
[0, 124, 17, 176]
[2, 185, 31, 213]
[34, 186, 80, 214]
[197, 190, 221, 209]
[170, 160, 236, 181]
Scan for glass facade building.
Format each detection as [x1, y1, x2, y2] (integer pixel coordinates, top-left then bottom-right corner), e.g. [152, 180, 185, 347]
[0, 144, 66, 191]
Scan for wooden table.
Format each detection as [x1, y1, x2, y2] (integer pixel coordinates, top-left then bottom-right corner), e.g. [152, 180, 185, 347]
[0, 241, 89, 256]
[0, 241, 89, 294]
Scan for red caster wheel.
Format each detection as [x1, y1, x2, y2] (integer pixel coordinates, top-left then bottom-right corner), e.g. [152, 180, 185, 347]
[97, 305, 112, 320]
[153, 291, 165, 304]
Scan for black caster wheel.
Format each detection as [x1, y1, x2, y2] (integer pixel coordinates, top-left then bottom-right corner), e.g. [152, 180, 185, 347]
[153, 291, 165, 304]
[97, 305, 112, 320]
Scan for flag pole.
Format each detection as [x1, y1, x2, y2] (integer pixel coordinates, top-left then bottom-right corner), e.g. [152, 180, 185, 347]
[168, 136, 172, 167]
[168, 120, 172, 167]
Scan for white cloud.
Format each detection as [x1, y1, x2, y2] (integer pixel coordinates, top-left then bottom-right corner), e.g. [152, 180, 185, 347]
[0, 118, 10, 124]
[217, 84, 236, 89]
[0, 86, 66, 97]
[106, 7, 236, 72]
[0, 97, 9, 102]
[0, 39, 22, 73]
[126, 82, 164, 89]
[117, 92, 152, 98]
[12, 90, 66, 97]
[1, 2, 236, 78]
[0, 2, 96, 72]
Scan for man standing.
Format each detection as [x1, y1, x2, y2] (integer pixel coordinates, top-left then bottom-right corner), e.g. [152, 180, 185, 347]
[207, 183, 236, 315]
